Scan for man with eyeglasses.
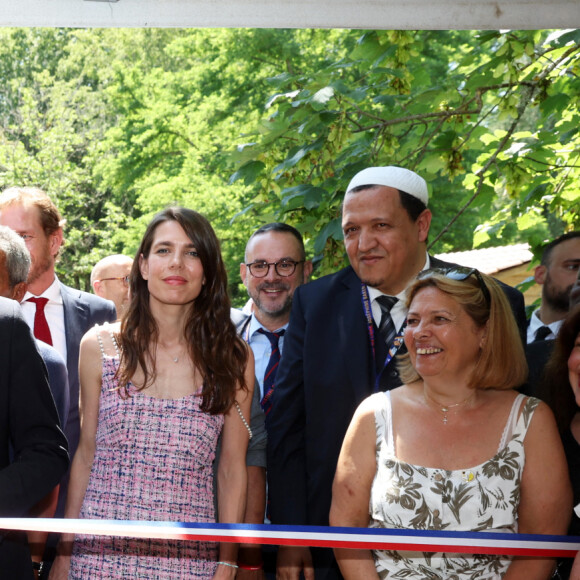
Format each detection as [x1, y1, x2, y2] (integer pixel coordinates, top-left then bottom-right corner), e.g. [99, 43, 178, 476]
[266, 167, 527, 580]
[91, 254, 134, 319]
[232, 222, 312, 578]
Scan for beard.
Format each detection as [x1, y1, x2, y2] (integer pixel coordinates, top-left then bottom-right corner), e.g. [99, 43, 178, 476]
[251, 281, 293, 318]
[543, 274, 572, 313]
[27, 246, 54, 285]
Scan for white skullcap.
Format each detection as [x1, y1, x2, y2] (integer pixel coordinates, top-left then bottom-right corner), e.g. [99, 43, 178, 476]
[346, 166, 428, 206]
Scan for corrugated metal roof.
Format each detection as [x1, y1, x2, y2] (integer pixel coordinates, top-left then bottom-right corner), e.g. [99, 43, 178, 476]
[434, 243, 533, 275]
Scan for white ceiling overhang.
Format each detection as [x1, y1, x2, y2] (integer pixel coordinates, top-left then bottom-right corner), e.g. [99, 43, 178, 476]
[1, 0, 579, 29]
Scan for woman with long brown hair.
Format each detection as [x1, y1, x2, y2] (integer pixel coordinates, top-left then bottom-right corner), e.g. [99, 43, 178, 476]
[51, 207, 253, 579]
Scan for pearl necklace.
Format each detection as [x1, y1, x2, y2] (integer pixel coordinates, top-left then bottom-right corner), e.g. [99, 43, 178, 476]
[424, 390, 476, 424]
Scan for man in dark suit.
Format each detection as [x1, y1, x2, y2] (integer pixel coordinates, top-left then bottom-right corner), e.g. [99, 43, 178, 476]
[234, 223, 313, 577]
[0, 297, 69, 579]
[266, 166, 526, 580]
[0, 187, 117, 522]
[523, 232, 580, 397]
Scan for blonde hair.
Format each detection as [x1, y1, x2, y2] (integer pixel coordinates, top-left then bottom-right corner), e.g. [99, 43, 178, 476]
[398, 269, 527, 390]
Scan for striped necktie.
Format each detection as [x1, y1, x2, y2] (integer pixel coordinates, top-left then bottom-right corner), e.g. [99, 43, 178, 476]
[258, 328, 285, 415]
[376, 295, 399, 349]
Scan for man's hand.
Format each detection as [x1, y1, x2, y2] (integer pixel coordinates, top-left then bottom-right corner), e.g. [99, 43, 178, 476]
[276, 546, 314, 580]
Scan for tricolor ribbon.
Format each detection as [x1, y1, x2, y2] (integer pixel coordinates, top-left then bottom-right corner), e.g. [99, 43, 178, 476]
[0, 519, 579, 558]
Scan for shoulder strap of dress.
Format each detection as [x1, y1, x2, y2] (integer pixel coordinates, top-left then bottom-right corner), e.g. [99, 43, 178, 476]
[94, 322, 121, 360]
[513, 395, 541, 438]
[498, 393, 539, 449]
[374, 391, 395, 455]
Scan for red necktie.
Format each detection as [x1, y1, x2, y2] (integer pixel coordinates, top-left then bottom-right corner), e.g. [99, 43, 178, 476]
[27, 297, 53, 346]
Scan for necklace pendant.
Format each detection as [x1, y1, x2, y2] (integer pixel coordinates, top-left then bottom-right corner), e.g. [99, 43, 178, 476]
[442, 414, 448, 424]
[441, 406, 449, 412]
[173, 356, 179, 363]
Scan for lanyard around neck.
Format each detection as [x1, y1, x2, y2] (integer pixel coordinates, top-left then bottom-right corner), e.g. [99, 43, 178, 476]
[360, 282, 405, 392]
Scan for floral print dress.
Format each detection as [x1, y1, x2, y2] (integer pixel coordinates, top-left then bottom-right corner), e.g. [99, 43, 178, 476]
[369, 391, 538, 579]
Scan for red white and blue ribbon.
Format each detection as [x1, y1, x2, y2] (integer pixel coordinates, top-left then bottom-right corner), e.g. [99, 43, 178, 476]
[0, 519, 579, 558]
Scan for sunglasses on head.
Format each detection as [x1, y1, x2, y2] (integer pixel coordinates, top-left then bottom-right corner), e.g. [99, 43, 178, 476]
[418, 266, 491, 307]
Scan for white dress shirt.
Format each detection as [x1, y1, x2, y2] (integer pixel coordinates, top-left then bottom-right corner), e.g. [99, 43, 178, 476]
[526, 308, 562, 343]
[246, 315, 288, 400]
[22, 276, 67, 362]
[368, 253, 431, 332]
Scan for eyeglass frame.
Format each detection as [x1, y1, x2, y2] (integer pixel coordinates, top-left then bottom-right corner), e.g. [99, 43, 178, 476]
[417, 266, 491, 307]
[245, 259, 305, 278]
[95, 275, 130, 287]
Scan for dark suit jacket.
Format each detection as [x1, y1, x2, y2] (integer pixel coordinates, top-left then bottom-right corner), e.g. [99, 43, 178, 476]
[230, 309, 267, 469]
[0, 298, 69, 579]
[36, 341, 70, 430]
[60, 283, 117, 458]
[521, 339, 555, 398]
[56, 284, 116, 519]
[266, 260, 526, 580]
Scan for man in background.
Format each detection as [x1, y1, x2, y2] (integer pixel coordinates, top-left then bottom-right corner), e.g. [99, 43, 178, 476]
[0, 224, 70, 577]
[234, 222, 312, 577]
[0, 296, 69, 578]
[527, 231, 580, 343]
[91, 254, 133, 319]
[525, 231, 580, 395]
[0, 187, 117, 522]
[0, 225, 69, 428]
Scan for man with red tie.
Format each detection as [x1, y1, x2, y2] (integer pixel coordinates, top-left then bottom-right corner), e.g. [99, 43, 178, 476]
[0, 187, 117, 514]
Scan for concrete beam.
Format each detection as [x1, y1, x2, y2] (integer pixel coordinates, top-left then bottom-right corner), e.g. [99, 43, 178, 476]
[1, 0, 579, 30]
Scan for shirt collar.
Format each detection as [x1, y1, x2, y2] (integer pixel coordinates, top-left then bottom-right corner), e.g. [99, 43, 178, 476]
[248, 313, 288, 337]
[24, 276, 63, 305]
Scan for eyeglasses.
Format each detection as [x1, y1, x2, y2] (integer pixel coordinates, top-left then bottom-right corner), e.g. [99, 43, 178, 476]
[418, 266, 491, 307]
[96, 275, 130, 287]
[245, 260, 304, 278]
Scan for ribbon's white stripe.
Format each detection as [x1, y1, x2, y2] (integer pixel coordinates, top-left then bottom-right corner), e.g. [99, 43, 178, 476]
[0, 519, 579, 556]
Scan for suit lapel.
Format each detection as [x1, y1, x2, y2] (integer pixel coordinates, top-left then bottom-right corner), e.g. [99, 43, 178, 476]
[338, 268, 375, 402]
[60, 283, 89, 370]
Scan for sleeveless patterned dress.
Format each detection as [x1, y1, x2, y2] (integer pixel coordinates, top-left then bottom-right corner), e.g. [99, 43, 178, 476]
[69, 330, 224, 579]
[369, 391, 539, 580]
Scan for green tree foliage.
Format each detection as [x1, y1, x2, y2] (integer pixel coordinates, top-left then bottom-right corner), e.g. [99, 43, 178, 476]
[0, 28, 577, 298]
[231, 29, 580, 274]
[0, 27, 351, 300]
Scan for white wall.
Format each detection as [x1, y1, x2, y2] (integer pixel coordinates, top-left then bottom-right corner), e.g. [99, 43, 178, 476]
[1, 0, 579, 29]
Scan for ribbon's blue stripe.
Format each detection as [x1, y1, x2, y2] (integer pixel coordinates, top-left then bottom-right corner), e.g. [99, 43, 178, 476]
[86, 520, 580, 545]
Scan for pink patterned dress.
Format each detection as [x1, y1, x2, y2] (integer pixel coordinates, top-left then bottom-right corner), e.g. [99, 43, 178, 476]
[69, 339, 224, 579]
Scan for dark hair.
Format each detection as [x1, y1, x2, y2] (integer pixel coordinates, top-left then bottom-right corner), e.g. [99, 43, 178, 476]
[346, 185, 427, 222]
[398, 269, 527, 389]
[246, 222, 306, 260]
[540, 304, 580, 433]
[541, 231, 580, 266]
[117, 206, 248, 414]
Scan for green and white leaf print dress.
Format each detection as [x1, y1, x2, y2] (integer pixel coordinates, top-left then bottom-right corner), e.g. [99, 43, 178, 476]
[369, 391, 539, 580]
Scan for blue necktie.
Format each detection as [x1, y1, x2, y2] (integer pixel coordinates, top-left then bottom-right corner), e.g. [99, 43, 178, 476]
[258, 328, 285, 415]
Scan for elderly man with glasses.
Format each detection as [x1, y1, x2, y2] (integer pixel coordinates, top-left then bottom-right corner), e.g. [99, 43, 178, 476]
[91, 254, 133, 320]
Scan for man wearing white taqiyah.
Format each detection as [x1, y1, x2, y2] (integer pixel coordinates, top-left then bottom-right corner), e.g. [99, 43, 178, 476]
[266, 166, 527, 580]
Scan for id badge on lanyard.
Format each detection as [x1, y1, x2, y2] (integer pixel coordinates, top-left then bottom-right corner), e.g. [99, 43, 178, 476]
[360, 283, 405, 392]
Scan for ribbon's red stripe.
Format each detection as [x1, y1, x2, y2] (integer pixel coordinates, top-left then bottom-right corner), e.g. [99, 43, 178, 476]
[175, 534, 578, 558]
